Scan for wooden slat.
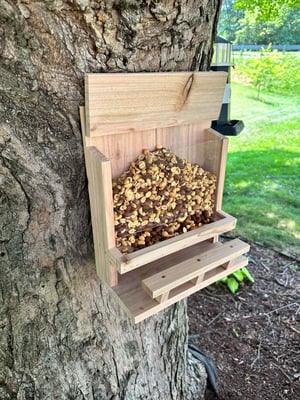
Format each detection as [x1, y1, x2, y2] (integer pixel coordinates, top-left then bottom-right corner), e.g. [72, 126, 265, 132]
[191, 274, 205, 285]
[142, 239, 250, 299]
[85, 72, 227, 137]
[109, 211, 236, 273]
[80, 107, 118, 286]
[113, 251, 249, 323]
[209, 128, 228, 210]
[87, 148, 117, 285]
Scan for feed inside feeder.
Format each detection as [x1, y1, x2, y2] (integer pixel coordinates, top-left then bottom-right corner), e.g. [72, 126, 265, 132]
[113, 146, 217, 254]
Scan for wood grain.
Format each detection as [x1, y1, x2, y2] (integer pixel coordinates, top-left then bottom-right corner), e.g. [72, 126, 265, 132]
[113, 249, 249, 323]
[109, 211, 236, 274]
[85, 72, 227, 137]
[80, 107, 118, 286]
[80, 72, 251, 323]
[141, 239, 250, 299]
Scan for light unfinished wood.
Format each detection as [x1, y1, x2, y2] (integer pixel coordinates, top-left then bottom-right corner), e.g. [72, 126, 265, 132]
[209, 128, 229, 210]
[157, 292, 170, 303]
[112, 244, 249, 323]
[85, 128, 157, 179]
[141, 239, 250, 299]
[80, 72, 251, 323]
[86, 148, 117, 286]
[191, 274, 205, 285]
[85, 72, 227, 137]
[80, 107, 118, 286]
[82, 73, 231, 285]
[156, 125, 228, 210]
[109, 211, 236, 274]
[156, 125, 227, 174]
[89, 122, 224, 179]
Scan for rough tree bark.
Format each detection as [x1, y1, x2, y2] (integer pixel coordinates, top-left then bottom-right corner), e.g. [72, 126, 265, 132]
[0, 1, 221, 399]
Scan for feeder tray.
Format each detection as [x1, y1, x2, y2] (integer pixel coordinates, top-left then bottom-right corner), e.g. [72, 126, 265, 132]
[80, 72, 250, 323]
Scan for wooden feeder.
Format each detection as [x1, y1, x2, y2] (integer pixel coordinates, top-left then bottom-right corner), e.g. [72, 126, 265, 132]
[80, 72, 250, 323]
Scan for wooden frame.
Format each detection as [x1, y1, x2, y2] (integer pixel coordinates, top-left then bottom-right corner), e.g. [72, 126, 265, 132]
[81, 72, 250, 323]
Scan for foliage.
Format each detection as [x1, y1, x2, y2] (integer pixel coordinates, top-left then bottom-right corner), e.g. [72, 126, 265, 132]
[217, 0, 244, 42]
[234, 6, 300, 45]
[234, 0, 300, 21]
[233, 47, 300, 98]
[218, 0, 300, 44]
[218, 267, 255, 293]
[289, 264, 298, 273]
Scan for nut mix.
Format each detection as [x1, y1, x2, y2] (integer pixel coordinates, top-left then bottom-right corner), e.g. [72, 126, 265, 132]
[112, 146, 217, 254]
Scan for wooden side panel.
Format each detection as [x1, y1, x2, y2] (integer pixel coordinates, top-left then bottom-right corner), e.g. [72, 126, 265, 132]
[156, 122, 209, 163]
[190, 127, 228, 211]
[85, 72, 227, 137]
[208, 128, 228, 211]
[80, 108, 118, 286]
[85, 148, 118, 286]
[157, 125, 228, 210]
[86, 129, 157, 179]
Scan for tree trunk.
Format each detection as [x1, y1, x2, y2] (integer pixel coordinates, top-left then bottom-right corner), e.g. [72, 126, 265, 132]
[0, 1, 221, 399]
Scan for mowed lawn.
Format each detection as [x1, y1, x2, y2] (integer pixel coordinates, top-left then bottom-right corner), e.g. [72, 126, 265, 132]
[222, 82, 300, 259]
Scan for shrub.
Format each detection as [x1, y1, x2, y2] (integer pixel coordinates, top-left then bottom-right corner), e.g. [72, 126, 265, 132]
[233, 47, 300, 99]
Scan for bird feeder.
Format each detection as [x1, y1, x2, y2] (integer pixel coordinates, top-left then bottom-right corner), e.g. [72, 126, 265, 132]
[80, 72, 249, 323]
[211, 36, 232, 66]
[210, 36, 244, 136]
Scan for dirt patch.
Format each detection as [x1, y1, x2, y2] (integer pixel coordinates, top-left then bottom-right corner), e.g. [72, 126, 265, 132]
[188, 238, 300, 400]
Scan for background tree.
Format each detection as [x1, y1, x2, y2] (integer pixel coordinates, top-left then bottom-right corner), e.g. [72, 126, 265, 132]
[218, 0, 300, 44]
[235, 0, 299, 21]
[217, 0, 244, 42]
[0, 1, 221, 399]
[235, 6, 300, 44]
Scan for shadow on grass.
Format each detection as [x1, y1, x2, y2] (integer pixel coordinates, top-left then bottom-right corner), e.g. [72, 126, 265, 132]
[245, 92, 279, 106]
[223, 149, 300, 258]
[225, 149, 299, 191]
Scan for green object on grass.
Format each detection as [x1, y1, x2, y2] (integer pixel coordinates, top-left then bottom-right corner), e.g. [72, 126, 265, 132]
[241, 267, 255, 283]
[232, 269, 245, 282]
[227, 277, 239, 293]
[217, 267, 255, 293]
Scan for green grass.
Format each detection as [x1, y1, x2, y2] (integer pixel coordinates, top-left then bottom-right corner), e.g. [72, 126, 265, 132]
[222, 82, 300, 259]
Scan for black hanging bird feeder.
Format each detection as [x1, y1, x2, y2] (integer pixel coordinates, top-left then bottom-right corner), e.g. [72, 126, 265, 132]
[210, 36, 244, 136]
